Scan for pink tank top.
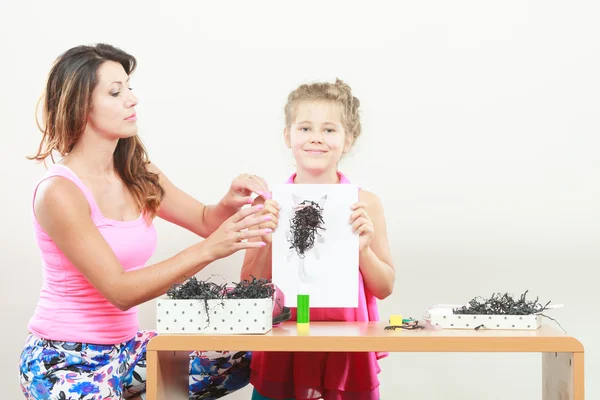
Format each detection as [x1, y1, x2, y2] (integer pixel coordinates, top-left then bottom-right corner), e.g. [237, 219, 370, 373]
[27, 164, 157, 345]
[250, 171, 387, 400]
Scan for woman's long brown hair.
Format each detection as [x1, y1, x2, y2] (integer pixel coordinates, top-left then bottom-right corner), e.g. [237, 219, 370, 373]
[29, 43, 164, 220]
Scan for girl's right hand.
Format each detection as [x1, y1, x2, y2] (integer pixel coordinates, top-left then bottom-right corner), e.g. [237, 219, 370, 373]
[203, 204, 273, 260]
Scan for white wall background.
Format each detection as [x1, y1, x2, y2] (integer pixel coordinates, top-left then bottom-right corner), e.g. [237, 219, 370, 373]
[1, 1, 598, 399]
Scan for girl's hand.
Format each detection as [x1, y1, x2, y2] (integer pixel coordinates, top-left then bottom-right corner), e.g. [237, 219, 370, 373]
[220, 173, 271, 210]
[350, 202, 374, 252]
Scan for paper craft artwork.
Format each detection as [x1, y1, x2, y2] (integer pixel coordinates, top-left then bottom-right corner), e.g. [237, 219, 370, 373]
[288, 193, 327, 283]
[272, 183, 359, 308]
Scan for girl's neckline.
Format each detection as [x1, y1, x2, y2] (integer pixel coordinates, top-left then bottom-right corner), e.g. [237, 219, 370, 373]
[286, 171, 350, 184]
[52, 163, 145, 226]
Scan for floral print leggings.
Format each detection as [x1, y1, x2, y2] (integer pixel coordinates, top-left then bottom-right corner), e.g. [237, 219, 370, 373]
[19, 330, 251, 399]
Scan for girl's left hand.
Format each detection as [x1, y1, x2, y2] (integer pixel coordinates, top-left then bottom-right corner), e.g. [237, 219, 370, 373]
[221, 173, 271, 210]
[350, 202, 374, 252]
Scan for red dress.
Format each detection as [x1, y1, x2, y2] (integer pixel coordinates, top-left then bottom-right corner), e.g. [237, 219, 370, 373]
[249, 172, 388, 400]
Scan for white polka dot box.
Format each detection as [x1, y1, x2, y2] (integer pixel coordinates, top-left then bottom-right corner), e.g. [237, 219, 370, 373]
[156, 297, 273, 334]
[425, 305, 543, 330]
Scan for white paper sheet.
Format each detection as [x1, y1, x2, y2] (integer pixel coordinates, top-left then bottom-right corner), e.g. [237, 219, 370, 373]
[271, 183, 359, 307]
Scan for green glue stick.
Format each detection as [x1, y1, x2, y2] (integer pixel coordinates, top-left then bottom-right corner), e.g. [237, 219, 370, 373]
[297, 284, 310, 324]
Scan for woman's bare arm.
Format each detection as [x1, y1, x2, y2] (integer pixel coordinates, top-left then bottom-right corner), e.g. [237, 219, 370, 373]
[35, 177, 268, 311]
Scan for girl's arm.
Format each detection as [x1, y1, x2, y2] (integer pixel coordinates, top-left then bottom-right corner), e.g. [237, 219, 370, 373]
[353, 190, 395, 299]
[34, 177, 268, 311]
[148, 163, 270, 238]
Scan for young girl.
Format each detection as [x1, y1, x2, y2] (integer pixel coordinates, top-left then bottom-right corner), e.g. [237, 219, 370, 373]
[241, 79, 395, 400]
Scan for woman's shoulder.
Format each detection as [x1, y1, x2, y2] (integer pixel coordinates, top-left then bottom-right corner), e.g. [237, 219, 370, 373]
[34, 175, 90, 219]
[146, 161, 162, 175]
[32, 164, 95, 225]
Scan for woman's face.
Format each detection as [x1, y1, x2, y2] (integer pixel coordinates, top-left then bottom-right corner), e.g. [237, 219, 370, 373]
[87, 61, 139, 139]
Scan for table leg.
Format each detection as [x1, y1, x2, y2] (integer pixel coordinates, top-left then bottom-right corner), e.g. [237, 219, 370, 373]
[146, 350, 190, 400]
[543, 352, 584, 400]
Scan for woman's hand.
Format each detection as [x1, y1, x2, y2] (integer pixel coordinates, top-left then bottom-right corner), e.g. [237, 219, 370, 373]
[220, 173, 271, 210]
[254, 198, 280, 245]
[203, 204, 273, 261]
[350, 201, 374, 252]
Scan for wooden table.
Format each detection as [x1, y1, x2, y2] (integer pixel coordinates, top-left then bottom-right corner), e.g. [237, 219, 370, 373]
[145, 322, 584, 400]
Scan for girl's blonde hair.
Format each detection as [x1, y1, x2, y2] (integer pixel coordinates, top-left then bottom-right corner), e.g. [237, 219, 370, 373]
[284, 78, 361, 143]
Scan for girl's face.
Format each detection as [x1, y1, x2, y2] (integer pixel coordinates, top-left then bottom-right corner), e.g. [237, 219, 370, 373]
[87, 61, 139, 139]
[284, 100, 353, 175]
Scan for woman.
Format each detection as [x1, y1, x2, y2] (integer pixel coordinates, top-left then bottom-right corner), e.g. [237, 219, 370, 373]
[19, 43, 272, 400]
